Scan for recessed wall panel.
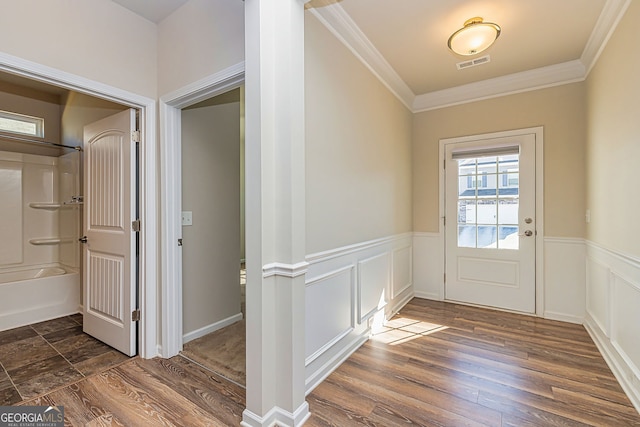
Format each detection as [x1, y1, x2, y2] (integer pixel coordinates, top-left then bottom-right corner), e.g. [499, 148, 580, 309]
[392, 246, 412, 298]
[358, 252, 390, 323]
[612, 274, 640, 375]
[305, 266, 354, 362]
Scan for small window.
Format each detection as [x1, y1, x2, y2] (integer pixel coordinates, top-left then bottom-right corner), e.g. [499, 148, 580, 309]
[0, 110, 44, 138]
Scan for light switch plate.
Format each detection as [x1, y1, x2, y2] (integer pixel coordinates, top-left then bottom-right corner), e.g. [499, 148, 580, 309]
[182, 211, 193, 226]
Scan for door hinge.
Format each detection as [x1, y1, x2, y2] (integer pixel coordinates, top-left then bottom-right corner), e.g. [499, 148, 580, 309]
[444, 273, 446, 283]
[443, 216, 446, 226]
[132, 219, 141, 232]
[443, 159, 446, 169]
[131, 130, 141, 143]
[132, 309, 141, 322]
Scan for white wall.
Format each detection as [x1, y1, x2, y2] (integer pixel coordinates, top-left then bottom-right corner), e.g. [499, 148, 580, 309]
[0, 0, 157, 98]
[181, 95, 242, 340]
[157, 0, 245, 95]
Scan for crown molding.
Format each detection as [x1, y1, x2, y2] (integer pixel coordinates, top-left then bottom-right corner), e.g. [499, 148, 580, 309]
[309, 0, 630, 113]
[581, 0, 631, 76]
[308, 4, 415, 110]
[412, 60, 586, 112]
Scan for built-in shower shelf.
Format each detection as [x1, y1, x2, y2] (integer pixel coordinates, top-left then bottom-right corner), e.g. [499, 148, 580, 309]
[29, 203, 62, 210]
[29, 238, 74, 245]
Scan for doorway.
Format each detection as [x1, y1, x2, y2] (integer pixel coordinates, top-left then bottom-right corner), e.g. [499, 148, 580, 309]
[178, 88, 246, 385]
[440, 127, 544, 314]
[0, 70, 154, 403]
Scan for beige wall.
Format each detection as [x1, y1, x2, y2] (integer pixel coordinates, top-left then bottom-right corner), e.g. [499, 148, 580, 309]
[413, 83, 587, 238]
[0, 0, 157, 98]
[181, 95, 241, 335]
[305, 13, 413, 254]
[586, 1, 640, 258]
[157, 0, 245, 95]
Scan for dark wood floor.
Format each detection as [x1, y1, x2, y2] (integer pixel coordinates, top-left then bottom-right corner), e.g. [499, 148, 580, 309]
[11, 298, 640, 426]
[0, 314, 129, 404]
[306, 298, 640, 426]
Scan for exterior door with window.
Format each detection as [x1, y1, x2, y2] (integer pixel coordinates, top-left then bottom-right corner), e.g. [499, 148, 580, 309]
[444, 134, 536, 313]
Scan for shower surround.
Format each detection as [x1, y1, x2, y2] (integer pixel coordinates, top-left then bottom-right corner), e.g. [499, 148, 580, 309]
[0, 150, 80, 331]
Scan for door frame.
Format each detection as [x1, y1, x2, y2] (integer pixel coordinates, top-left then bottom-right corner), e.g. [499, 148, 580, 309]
[159, 62, 245, 358]
[438, 126, 545, 317]
[0, 52, 158, 358]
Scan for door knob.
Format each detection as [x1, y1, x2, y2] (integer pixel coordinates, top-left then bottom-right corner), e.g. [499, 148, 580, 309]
[78, 236, 88, 243]
[519, 230, 533, 237]
[524, 217, 533, 224]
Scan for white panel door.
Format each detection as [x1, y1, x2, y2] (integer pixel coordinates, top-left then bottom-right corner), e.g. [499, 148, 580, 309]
[445, 134, 536, 313]
[83, 109, 137, 356]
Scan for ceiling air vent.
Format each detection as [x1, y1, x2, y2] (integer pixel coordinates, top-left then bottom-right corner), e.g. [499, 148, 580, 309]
[456, 55, 491, 70]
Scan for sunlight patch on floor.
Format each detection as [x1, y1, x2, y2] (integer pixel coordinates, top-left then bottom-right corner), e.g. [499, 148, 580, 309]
[370, 316, 448, 346]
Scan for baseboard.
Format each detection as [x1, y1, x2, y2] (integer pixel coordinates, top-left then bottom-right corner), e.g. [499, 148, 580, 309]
[413, 291, 441, 300]
[305, 334, 368, 395]
[241, 401, 310, 427]
[584, 313, 640, 413]
[543, 310, 583, 325]
[182, 312, 243, 344]
[390, 290, 414, 315]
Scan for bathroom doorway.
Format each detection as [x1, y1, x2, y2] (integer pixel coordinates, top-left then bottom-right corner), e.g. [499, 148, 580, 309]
[0, 70, 149, 403]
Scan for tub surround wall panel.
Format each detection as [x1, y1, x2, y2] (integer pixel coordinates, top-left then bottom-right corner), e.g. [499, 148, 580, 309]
[57, 151, 81, 269]
[585, 241, 640, 412]
[0, 151, 63, 270]
[0, 161, 23, 265]
[304, 233, 413, 394]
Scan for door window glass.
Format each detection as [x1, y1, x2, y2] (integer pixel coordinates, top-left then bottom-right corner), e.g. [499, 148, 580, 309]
[456, 155, 519, 249]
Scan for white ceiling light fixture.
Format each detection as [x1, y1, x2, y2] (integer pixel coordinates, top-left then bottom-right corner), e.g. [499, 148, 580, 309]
[448, 17, 501, 56]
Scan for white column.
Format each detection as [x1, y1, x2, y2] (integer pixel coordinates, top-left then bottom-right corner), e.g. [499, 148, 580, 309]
[243, 0, 309, 426]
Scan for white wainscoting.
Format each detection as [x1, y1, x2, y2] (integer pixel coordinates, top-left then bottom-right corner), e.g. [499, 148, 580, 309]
[304, 233, 413, 394]
[543, 237, 586, 324]
[413, 233, 588, 323]
[412, 232, 443, 300]
[584, 241, 640, 412]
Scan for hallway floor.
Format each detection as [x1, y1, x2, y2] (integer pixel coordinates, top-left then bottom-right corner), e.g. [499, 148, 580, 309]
[0, 314, 130, 405]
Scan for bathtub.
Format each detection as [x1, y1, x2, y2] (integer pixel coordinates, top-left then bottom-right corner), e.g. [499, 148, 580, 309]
[0, 265, 80, 331]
